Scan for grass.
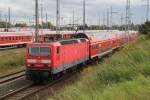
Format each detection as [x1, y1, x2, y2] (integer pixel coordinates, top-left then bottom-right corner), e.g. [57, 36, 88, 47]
[0, 48, 26, 76]
[49, 36, 150, 100]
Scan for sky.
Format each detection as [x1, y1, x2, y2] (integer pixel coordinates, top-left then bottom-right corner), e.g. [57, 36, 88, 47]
[0, 0, 148, 25]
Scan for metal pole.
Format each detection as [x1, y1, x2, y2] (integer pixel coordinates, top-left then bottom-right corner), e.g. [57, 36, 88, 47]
[128, 0, 131, 31]
[46, 13, 48, 29]
[103, 12, 105, 30]
[56, 0, 60, 34]
[29, 18, 31, 27]
[73, 9, 75, 30]
[41, 2, 43, 29]
[121, 13, 123, 30]
[83, 0, 85, 33]
[8, 8, 10, 26]
[0, 10, 2, 22]
[35, 0, 39, 42]
[146, 0, 149, 21]
[110, 6, 113, 30]
[125, 0, 128, 32]
[126, 0, 131, 43]
[99, 16, 101, 30]
[110, 7, 119, 30]
[126, 0, 131, 32]
[107, 8, 109, 31]
[5, 15, 8, 31]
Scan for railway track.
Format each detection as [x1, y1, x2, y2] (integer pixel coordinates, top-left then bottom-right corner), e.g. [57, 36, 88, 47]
[0, 70, 25, 84]
[1, 71, 78, 100]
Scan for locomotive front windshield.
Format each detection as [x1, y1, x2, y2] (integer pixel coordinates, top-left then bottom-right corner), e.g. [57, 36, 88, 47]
[28, 47, 51, 56]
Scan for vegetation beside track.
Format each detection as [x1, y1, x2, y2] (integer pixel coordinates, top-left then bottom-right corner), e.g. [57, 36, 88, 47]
[0, 48, 26, 77]
[49, 36, 150, 100]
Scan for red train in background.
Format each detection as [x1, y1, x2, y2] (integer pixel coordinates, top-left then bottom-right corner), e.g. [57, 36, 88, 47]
[25, 31, 138, 81]
[0, 33, 33, 48]
[0, 31, 75, 48]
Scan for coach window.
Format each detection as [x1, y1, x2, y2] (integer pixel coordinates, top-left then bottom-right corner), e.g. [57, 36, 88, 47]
[57, 47, 60, 54]
[7, 37, 9, 41]
[9, 37, 11, 40]
[7, 37, 9, 40]
[5, 37, 7, 41]
[1, 37, 4, 41]
[28, 36, 30, 40]
[12, 37, 15, 40]
[92, 44, 99, 50]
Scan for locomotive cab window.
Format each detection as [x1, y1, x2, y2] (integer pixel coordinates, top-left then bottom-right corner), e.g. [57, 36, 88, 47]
[40, 47, 51, 56]
[5, 37, 8, 41]
[1, 37, 4, 41]
[12, 37, 15, 40]
[9, 37, 11, 40]
[57, 47, 60, 54]
[28, 47, 51, 56]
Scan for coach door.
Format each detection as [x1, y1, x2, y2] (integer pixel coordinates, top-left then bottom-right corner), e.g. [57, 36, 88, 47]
[56, 46, 61, 67]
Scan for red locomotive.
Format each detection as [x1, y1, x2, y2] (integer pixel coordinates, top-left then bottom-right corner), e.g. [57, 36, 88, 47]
[26, 31, 138, 80]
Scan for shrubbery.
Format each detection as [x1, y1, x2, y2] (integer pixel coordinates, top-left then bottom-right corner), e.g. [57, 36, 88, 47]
[139, 21, 150, 38]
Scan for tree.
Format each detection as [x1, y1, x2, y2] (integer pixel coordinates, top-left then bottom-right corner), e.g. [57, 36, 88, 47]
[139, 21, 150, 37]
[42, 22, 55, 29]
[15, 23, 27, 27]
[0, 21, 11, 28]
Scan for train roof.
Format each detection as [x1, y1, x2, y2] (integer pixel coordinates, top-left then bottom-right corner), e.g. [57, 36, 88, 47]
[75, 31, 136, 43]
[76, 32, 116, 41]
[0, 33, 32, 37]
[28, 38, 88, 47]
[0, 31, 76, 36]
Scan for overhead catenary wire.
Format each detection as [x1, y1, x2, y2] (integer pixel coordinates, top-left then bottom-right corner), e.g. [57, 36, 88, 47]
[110, 6, 119, 30]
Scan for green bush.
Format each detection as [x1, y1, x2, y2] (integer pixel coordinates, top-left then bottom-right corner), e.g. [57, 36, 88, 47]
[139, 21, 150, 38]
[97, 76, 150, 100]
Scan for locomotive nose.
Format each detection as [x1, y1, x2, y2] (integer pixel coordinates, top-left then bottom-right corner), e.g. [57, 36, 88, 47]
[26, 46, 52, 68]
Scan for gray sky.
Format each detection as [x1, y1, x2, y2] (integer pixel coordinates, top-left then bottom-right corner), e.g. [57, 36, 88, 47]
[0, 0, 148, 25]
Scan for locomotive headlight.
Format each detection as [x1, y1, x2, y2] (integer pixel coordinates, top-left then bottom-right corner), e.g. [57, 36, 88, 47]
[27, 59, 51, 64]
[41, 60, 51, 64]
[48, 64, 51, 67]
[27, 64, 31, 67]
[27, 59, 36, 63]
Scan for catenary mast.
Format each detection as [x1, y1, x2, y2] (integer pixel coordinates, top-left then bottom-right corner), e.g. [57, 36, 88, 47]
[35, 0, 39, 42]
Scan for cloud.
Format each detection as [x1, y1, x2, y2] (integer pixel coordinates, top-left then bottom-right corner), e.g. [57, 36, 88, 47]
[0, 0, 147, 25]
